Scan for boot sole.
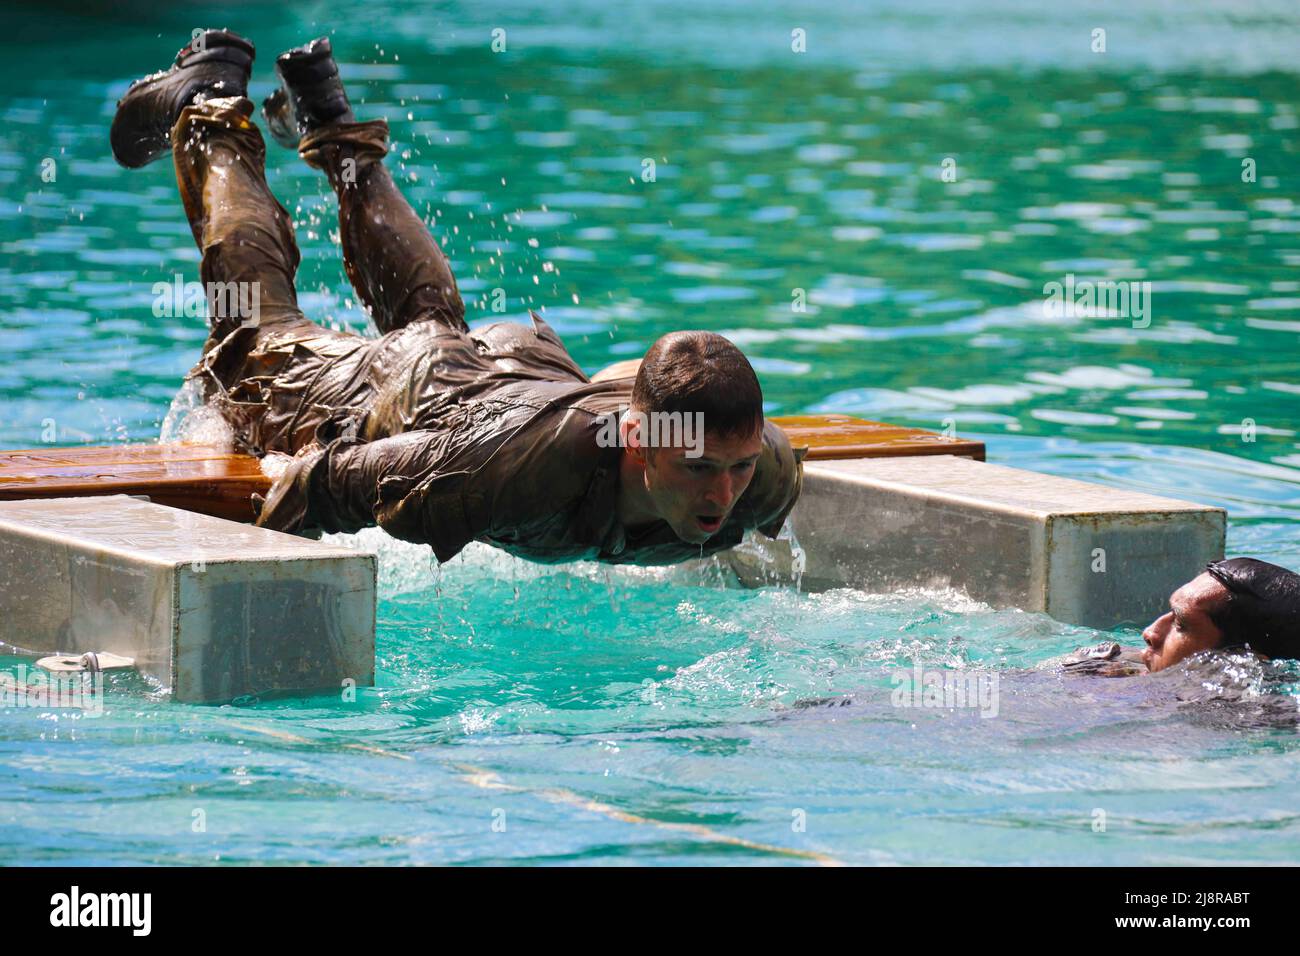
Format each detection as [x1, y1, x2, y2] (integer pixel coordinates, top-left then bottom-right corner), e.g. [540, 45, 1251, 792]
[110, 34, 254, 168]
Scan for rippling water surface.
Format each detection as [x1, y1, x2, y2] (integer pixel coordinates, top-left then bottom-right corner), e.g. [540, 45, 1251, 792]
[1, 1, 1298, 864]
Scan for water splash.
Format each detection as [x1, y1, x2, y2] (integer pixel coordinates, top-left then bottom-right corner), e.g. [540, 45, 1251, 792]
[158, 377, 235, 449]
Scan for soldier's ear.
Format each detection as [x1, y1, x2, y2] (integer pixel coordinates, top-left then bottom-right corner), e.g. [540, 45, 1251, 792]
[621, 409, 648, 464]
[792, 445, 810, 464]
[625, 441, 650, 468]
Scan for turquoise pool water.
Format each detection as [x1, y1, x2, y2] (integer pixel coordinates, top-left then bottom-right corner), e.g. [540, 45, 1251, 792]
[2, 1, 1299, 864]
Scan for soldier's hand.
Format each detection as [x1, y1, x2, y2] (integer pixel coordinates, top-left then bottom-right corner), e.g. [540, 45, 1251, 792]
[254, 447, 325, 537]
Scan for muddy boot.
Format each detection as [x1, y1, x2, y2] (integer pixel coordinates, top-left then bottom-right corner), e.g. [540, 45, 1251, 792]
[110, 29, 255, 168]
[261, 37, 355, 149]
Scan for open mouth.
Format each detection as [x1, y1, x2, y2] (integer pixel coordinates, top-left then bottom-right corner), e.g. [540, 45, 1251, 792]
[695, 514, 723, 534]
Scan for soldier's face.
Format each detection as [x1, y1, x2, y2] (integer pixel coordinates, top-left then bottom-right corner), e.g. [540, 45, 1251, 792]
[644, 426, 764, 543]
[1141, 573, 1228, 672]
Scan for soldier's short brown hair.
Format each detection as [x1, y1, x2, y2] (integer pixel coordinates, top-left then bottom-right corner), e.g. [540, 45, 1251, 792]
[632, 331, 764, 441]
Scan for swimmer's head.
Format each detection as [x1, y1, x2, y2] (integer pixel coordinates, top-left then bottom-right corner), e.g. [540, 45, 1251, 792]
[1142, 558, 1300, 672]
[1205, 558, 1300, 659]
[623, 332, 765, 544]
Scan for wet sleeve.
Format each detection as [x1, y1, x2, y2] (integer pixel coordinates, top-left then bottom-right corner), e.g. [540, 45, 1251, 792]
[254, 405, 597, 562]
[253, 428, 500, 561]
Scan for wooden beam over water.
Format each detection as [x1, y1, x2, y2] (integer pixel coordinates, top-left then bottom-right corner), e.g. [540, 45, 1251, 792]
[0, 415, 984, 521]
[0, 444, 267, 522]
[772, 414, 984, 461]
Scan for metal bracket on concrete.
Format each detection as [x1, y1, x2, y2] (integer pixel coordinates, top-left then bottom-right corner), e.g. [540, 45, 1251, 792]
[36, 652, 136, 674]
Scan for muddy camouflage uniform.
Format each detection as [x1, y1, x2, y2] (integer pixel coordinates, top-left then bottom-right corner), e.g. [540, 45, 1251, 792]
[171, 96, 803, 565]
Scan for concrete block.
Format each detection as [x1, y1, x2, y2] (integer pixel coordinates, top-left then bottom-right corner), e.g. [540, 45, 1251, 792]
[730, 456, 1226, 629]
[0, 494, 375, 703]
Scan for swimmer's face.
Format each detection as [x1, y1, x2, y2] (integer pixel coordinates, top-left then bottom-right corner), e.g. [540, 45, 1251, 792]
[626, 418, 764, 544]
[1141, 573, 1228, 672]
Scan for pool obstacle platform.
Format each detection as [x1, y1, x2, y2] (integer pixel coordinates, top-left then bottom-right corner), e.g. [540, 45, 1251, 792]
[0, 414, 1222, 702]
[0, 494, 374, 703]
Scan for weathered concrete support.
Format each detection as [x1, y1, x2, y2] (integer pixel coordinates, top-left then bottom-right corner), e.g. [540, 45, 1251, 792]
[730, 455, 1226, 629]
[0, 495, 375, 703]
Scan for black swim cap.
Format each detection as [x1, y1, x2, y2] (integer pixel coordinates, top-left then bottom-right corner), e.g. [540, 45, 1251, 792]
[1204, 557, 1300, 660]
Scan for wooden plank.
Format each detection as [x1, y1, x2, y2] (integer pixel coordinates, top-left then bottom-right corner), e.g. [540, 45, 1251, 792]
[589, 358, 642, 383]
[769, 414, 984, 461]
[0, 444, 268, 522]
[0, 415, 982, 520]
